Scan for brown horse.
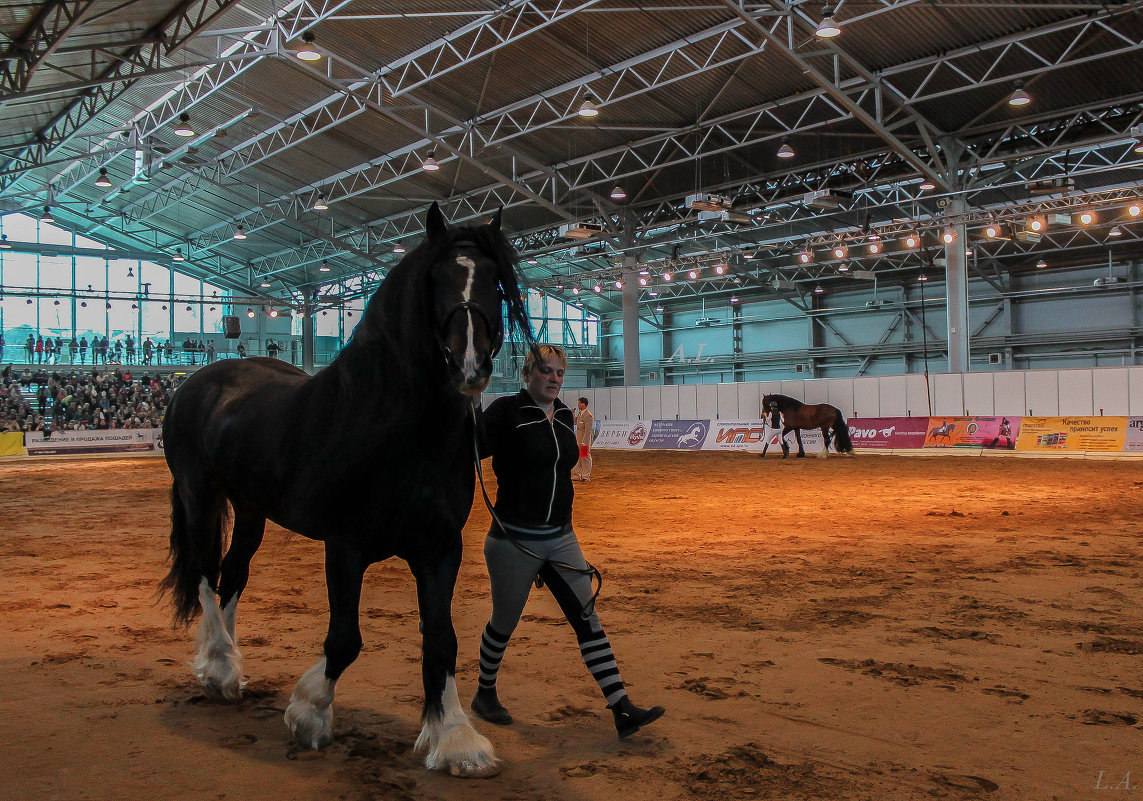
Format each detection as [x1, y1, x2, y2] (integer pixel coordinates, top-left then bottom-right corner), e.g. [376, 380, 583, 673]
[761, 394, 854, 458]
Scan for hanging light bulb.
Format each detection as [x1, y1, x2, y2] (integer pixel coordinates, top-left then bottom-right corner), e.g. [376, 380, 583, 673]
[0, 234, 10, 249]
[904, 234, 919, 248]
[296, 31, 321, 61]
[868, 241, 882, 255]
[577, 93, 600, 118]
[393, 243, 406, 254]
[526, 257, 539, 265]
[40, 206, 54, 223]
[246, 307, 255, 317]
[95, 168, 112, 188]
[918, 272, 928, 282]
[654, 305, 665, 313]
[1078, 210, 1095, 226]
[941, 229, 956, 244]
[313, 194, 329, 211]
[815, 7, 841, 38]
[1134, 138, 1143, 155]
[174, 113, 194, 137]
[186, 305, 193, 312]
[1127, 203, 1141, 217]
[662, 271, 673, 282]
[832, 246, 847, 260]
[837, 263, 850, 273]
[172, 248, 185, 262]
[1108, 225, 1123, 238]
[1035, 258, 1047, 269]
[813, 284, 824, 294]
[919, 179, 936, 191]
[730, 295, 740, 304]
[421, 151, 441, 172]
[233, 226, 247, 240]
[126, 265, 134, 278]
[798, 249, 812, 264]
[319, 260, 330, 272]
[1008, 80, 1031, 107]
[776, 138, 795, 159]
[609, 186, 626, 201]
[260, 280, 271, 288]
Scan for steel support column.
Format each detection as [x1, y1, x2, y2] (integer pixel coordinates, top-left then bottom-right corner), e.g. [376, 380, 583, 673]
[945, 196, 970, 373]
[622, 255, 640, 385]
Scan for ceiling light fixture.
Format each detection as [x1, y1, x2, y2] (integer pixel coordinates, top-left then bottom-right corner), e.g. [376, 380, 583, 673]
[40, 206, 54, 224]
[246, 307, 255, 317]
[984, 224, 1000, 238]
[319, 260, 330, 272]
[95, 168, 112, 188]
[1027, 217, 1045, 233]
[233, 226, 247, 240]
[0, 235, 10, 249]
[393, 243, 406, 254]
[269, 308, 278, 318]
[919, 179, 936, 191]
[662, 271, 673, 282]
[813, 284, 824, 294]
[421, 151, 440, 172]
[260, 281, 271, 288]
[172, 248, 185, 262]
[174, 113, 194, 137]
[654, 305, 665, 313]
[1127, 203, 1141, 217]
[578, 93, 600, 118]
[688, 269, 699, 280]
[313, 194, 328, 211]
[941, 229, 956, 245]
[904, 234, 919, 248]
[730, 295, 740, 304]
[1008, 80, 1031, 107]
[798, 249, 813, 264]
[1134, 138, 1143, 155]
[1035, 259, 1047, 269]
[609, 186, 626, 201]
[1108, 225, 1123, 238]
[868, 242, 882, 255]
[126, 265, 134, 278]
[918, 272, 928, 282]
[593, 284, 602, 293]
[1078, 210, 1095, 225]
[832, 246, 847, 260]
[815, 7, 841, 38]
[296, 31, 321, 62]
[572, 286, 581, 295]
[776, 138, 795, 159]
[714, 263, 726, 275]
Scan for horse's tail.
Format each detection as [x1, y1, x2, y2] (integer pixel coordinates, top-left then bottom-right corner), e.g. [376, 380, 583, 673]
[833, 410, 854, 453]
[160, 480, 230, 627]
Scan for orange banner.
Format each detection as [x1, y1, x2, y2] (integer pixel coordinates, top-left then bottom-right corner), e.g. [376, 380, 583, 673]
[1015, 417, 1128, 452]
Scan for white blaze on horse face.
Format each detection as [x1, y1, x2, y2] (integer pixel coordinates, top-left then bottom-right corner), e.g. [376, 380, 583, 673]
[415, 674, 499, 777]
[456, 256, 479, 380]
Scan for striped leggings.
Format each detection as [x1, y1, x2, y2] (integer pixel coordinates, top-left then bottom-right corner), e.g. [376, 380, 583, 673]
[478, 528, 627, 707]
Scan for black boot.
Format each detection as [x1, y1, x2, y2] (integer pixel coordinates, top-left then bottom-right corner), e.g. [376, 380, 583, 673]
[610, 695, 665, 739]
[471, 686, 512, 725]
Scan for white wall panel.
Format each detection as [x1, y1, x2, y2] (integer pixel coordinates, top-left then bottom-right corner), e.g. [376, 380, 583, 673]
[879, 375, 907, 416]
[1057, 369, 1093, 415]
[660, 384, 680, 419]
[642, 386, 662, 420]
[804, 379, 829, 405]
[1130, 367, 1143, 415]
[737, 383, 760, 420]
[906, 374, 932, 417]
[696, 384, 718, 418]
[625, 386, 644, 420]
[993, 372, 1026, 416]
[781, 379, 806, 399]
[1025, 370, 1060, 416]
[593, 388, 612, 420]
[852, 377, 880, 418]
[610, 389, 628, 421]
[1092, 368, 1129, 415]
[678, 384, 698, 418]
[932, 373, 964, 416]
[962, 372, 995, 416]
[826, 379, 854, 416]
[716, 383, 739, 418]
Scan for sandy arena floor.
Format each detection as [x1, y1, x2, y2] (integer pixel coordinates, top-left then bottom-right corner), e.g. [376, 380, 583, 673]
[1, 451, 1141, 801]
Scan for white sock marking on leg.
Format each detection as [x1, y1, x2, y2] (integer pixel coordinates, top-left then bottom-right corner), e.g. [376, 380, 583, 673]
[417, 675, 499, 774]
[192, 578, 243, 701]
[285, 657, 336, 749]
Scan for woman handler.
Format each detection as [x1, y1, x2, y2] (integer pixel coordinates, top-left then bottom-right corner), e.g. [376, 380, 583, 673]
[471, 344, 664, 739]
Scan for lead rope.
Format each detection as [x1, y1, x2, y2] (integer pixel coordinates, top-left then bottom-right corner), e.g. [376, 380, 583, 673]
[469, 401, 602, 620]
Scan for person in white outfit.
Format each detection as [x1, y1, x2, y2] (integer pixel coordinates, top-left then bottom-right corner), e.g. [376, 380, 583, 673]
[571, 397, 594, 481]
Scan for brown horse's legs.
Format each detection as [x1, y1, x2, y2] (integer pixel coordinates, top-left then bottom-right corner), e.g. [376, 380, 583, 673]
[794, 428, 806, 457]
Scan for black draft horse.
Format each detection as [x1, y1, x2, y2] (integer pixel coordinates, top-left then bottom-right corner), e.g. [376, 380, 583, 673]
[761, 393, 854, 458]
[160, 203, 530, 778]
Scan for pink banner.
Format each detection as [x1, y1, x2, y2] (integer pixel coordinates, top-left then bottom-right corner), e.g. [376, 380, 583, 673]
[847, 417, 929, 449]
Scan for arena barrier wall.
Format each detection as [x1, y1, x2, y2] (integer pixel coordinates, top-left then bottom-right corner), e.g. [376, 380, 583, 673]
[591, 416, 1143, 456]
[21, 429, 162, 457]
[0, 431, 25, 457]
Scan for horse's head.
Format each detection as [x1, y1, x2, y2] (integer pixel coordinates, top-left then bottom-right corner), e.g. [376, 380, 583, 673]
[423, 203, 529, 396]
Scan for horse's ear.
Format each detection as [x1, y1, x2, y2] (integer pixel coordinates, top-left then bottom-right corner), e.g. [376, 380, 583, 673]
[426, 202, 448, 240]
[487, 207, 503, 234]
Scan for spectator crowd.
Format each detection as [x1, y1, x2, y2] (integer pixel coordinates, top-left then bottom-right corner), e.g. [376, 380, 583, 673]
[1, 365, 179, 433]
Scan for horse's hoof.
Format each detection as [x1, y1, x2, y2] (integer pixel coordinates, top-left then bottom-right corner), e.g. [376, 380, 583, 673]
[201, 679, 243, 704]
[285, 701, 334, 750]
[448, 758, 502, 779]
[795, 453, 806, 458]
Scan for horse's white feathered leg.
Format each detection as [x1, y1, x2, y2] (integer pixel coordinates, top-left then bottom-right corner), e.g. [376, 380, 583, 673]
[416, 675, 499, 778]
[285, 658, 337, 749]
[192, 578, 243, 702]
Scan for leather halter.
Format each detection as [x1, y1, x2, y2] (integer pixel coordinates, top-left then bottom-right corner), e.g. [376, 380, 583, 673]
[437, 299, 503, 365]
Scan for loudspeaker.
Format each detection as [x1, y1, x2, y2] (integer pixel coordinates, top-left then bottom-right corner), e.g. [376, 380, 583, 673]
[222, 315, 241, 339]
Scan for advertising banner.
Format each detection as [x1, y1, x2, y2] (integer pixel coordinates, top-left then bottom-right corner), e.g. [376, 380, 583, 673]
[24, 429, 160, 456]
[593, 420, 649, 450]
[0, 430, 25, 457]
[1015, 417, 1127, 452]
[846, 417, 929, 449]
[645, 419, 710, 450]
[702, 420, 771, 452]
[1124, 418, 1143, 453]
[923, 416, 1021, 449]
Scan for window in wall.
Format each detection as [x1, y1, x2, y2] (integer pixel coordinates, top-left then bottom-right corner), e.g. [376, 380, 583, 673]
[74, 256, 107, 341]
[107, 259, 141, 342]
[1, 249, 38, 343]
[140, 259, 171, 341]
[523, 290, 598, 348]
[172, 271, 201, 336]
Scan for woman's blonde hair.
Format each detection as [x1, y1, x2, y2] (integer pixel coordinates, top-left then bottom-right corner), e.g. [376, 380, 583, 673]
[522, 344, 567, 377]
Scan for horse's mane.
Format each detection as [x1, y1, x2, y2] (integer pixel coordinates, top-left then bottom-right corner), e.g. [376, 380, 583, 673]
[766, 393, 803, 409]
[320, 218, 532, 422]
